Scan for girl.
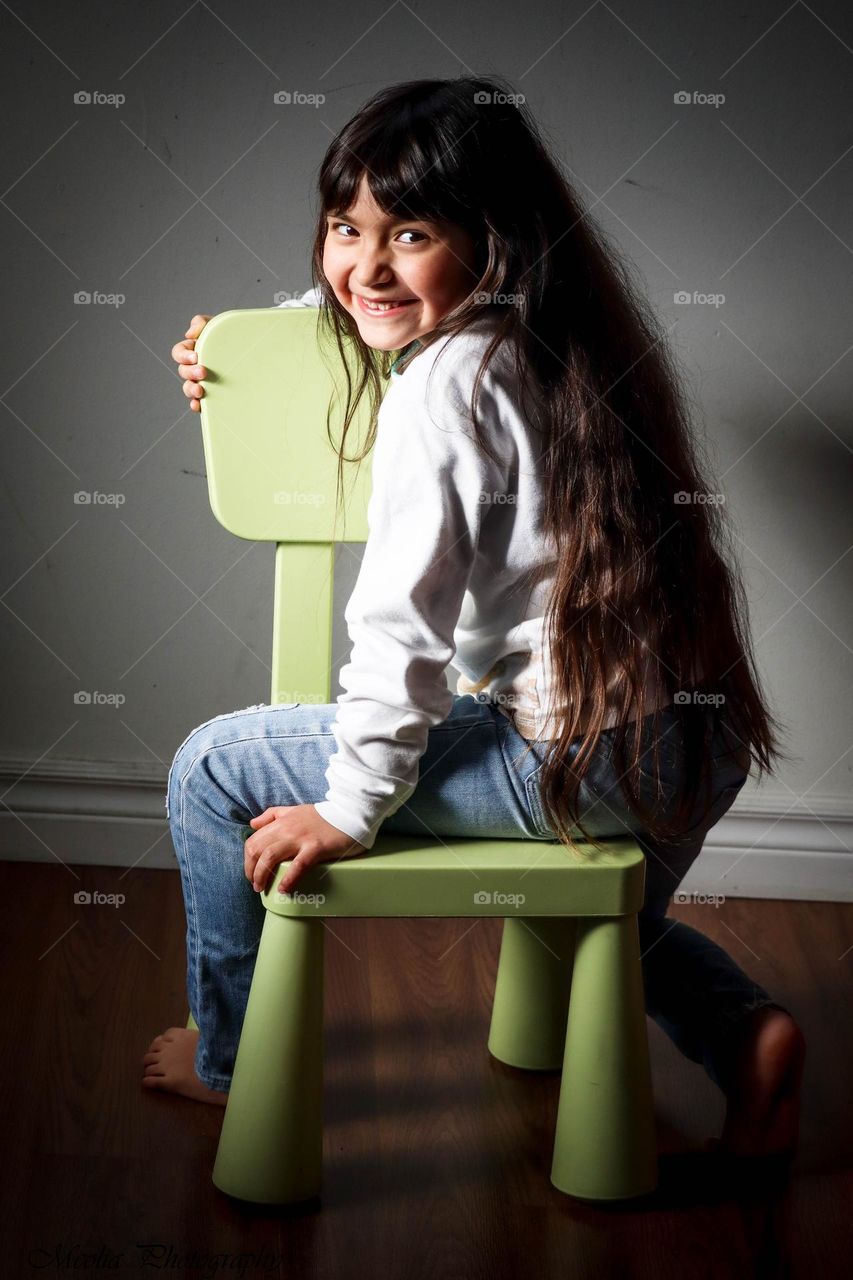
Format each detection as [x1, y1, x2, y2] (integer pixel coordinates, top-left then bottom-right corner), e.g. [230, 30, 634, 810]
[150, 76, 805, 1164]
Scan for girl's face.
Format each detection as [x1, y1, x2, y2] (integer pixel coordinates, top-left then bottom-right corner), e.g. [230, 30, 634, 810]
[322, 175, 479, 349]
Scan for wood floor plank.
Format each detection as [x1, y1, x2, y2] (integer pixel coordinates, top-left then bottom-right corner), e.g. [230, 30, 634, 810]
[1, 862, 850, 1278]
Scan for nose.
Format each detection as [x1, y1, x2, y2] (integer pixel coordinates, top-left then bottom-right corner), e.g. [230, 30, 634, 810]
[350, 247, 396, 292]
[351, 273, 396, 293]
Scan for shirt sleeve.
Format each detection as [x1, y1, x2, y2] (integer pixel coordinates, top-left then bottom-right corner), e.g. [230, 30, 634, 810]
[313, 373, 508, 850]
[275, 287, 324, 308]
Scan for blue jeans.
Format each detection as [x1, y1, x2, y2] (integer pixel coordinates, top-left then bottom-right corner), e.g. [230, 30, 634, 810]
[166, 694, 787, 1093]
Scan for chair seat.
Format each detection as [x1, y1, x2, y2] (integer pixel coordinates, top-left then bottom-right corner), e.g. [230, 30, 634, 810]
[263, 833, 646, 919]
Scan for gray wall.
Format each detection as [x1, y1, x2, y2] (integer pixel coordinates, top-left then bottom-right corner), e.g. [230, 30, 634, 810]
[2, 1, 851, 891]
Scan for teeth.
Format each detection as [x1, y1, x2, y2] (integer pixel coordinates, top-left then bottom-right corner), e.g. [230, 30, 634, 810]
[362, 298, 412, 311]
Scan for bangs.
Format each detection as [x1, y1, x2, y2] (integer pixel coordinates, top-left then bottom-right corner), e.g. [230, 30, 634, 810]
[321, 123, 476, 232]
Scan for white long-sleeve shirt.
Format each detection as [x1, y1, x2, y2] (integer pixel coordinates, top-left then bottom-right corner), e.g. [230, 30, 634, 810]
[275, 289, 666, 849]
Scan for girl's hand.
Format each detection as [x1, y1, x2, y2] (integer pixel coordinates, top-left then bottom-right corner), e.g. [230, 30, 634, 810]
[171, 314, 212, 413]
[244, 804, 368, 895]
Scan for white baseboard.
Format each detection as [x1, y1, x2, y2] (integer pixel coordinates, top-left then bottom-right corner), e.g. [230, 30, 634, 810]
[679, 806, 853, 901]
[0, 758, 851, 899]
[0, 757, 176, 872]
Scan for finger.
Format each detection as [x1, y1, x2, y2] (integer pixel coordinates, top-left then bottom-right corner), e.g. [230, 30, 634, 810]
[178, 362, 207, 382]
[177, 353, 198, 371]
[171, 339, 195, 363]
[182, 379, 205, 401]
[244, 842, 260, 882]
[185, 314, 211, 339]
[249, 811, 275, 828]
[244, 836, 283, 886]
[277, 853, 314, 895]
[243, 832, 262, 875]
[253, 849, 293, 893]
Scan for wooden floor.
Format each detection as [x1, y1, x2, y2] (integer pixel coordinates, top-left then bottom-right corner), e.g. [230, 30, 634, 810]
[1, 861, 851, 1279]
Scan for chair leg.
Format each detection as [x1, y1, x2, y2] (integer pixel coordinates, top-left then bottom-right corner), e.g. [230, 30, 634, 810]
[212, 912, 324, 1205]
[550, 914, 657, 1201]
[488, 917, 577, 1069]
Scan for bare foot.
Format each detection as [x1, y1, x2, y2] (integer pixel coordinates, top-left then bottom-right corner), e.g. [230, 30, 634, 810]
[708, 1007, 806, 1159]
[142, 1026, 228, 1106]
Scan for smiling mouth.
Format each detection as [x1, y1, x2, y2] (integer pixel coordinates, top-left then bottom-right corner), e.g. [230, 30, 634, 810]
[355, 295, 419, 315]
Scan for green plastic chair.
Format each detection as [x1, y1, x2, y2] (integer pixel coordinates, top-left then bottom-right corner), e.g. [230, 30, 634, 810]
[189, 306, 658, 1205]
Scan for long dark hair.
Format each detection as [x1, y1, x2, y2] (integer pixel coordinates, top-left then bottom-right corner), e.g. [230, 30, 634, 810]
[307, 74, 788, 853]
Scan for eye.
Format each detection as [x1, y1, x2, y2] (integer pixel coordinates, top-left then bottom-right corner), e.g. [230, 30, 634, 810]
[327, 222, 427, 244]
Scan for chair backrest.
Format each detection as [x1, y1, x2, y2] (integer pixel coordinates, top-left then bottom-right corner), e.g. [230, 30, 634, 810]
[194, 307, 387, 706]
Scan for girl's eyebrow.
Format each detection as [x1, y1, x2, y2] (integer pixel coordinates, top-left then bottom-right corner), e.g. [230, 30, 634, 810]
[325, 210, 431, 227]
